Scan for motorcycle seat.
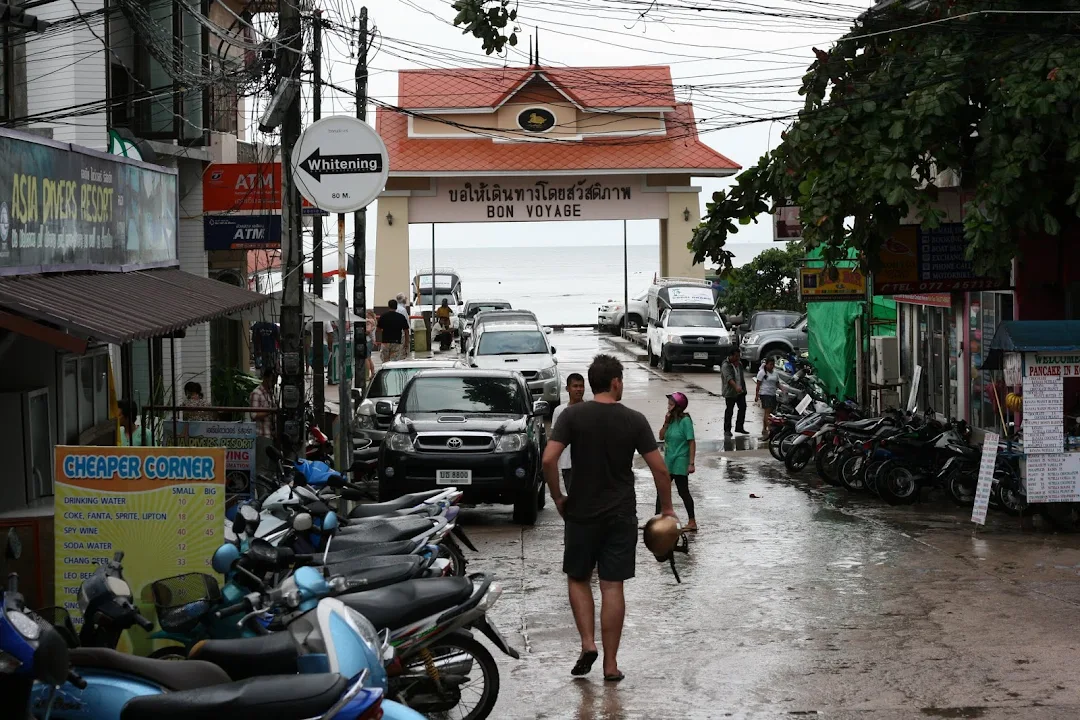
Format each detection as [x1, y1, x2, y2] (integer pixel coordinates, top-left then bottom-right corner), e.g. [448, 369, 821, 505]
[320, 538, 422, 561]
[340, 576, 473, 630]
[70, 647, 230, 691]
[334, 515, 435, 542]
[120, 673, 347, 720]
[837, 418, 878, 431]
[326, 556, 425, 589]
[188, 632, 299, 681]
[348, 490, 446, 518]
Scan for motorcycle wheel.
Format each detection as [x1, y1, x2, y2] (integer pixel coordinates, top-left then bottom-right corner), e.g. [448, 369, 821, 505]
[880, 465, 919, 505]
[785, 443, 813, 473]
[778, 432, 799, 461]
[769, 429, 791, 461]
[864, 460, 887, 498]
[148, 646, 188, 661]
[395, 633, 499, 720]
[439, 537, 468, 577]
[947, 469, 976, 506]
[815, 442, 841, 485]
[838, 452, 867, 492]
[994, 463, 1027, 516]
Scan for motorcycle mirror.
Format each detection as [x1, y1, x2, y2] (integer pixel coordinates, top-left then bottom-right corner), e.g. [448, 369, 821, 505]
[232, 513, 248, 535]
[266, 445, 283, 461]
[105, 576, 133, 600]
[292, 469, 308, 487]
[239, 504, 260, 524]
[308, 500, 331, 517]
[5, 527, 21, 560]
[293, 512, 313, 532]
[212, 543, 242, 574]
[326, 474, 346, 489]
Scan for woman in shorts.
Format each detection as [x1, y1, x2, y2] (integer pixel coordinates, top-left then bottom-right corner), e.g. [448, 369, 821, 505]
[755, 357, 780, 440]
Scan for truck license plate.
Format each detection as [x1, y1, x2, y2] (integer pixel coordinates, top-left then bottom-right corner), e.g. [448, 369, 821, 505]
[437, 469, 472, 485]
[693, 352, 709, 360]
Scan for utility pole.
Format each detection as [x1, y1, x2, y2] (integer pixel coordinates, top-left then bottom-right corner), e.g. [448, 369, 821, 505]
[311, 10, 325, 430]
[353, 7, 369, 389]
[277, 0, 305, 455]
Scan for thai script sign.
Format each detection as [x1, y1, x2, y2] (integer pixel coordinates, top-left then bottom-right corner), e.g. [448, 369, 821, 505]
[874, 223, 1009, 295]
[54, 446, 224, 653]
[409, 175, 670, 223]
[163, 421, 257, 507]
[0, 129, 178, 274]
[204, 215, 281, 250]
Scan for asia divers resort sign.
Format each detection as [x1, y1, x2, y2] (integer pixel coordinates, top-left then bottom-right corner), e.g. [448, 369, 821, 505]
[409, 176, 671, 224]
[0, 129, 178, 274]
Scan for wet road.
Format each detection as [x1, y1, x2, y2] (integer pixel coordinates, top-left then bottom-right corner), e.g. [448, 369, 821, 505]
[453, 330, 1080, 719]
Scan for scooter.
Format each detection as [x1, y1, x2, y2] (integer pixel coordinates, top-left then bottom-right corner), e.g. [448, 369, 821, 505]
[26, 547, 423, 719]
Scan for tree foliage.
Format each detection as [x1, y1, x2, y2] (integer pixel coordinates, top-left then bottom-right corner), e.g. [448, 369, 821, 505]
[451, 0, 518, 55]
[691, 0, 1080, 275]
[721, 244, 805, 319]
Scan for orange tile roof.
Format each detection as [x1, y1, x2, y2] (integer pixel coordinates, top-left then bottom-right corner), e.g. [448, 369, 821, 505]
[377, 103, 739, 176]
[397, 65, 677, 110]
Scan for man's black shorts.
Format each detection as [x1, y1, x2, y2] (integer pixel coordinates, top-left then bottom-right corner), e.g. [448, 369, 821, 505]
[563, 515, 638, 582]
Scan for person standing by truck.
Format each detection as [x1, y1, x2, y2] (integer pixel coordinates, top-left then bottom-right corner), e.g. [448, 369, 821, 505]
[550, 373, 586, 494]
[721, 347, 748, 437]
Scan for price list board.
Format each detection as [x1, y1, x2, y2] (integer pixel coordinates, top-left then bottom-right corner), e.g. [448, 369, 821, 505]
[1021, 374, 1063, 454]
[971, 432, 1000, 525]
[1025, 453, 1080, 503]
[53, 446, 224, 650]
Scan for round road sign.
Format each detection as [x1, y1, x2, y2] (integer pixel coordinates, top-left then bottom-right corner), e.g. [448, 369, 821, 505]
[290, 115, 389, 214]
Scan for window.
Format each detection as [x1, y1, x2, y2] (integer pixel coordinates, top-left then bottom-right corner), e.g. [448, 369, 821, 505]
[476, 330, 549, 356]
[667, 310, 724, 329]
[61, 348, 111, 444]
[368, 367, 430, 398]
[969, 292, 1014, 430]
[402, 377, 524, 414]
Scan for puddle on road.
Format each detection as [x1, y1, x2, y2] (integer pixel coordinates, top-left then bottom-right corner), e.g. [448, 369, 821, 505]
[920, 708, 986, 718]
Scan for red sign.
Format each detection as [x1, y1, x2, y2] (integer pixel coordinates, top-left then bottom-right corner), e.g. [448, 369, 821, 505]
[894, 293, 951, 307]
[203, 163, 280, 212]
[203, 163, 325, 214]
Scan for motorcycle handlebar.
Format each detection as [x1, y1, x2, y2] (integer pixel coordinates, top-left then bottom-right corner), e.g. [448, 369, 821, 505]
[7, 572, 17, 595]
[67, 671, 87, 690]
[339, 486, 366, 501]
[214, 599, 251, 620]
[133, 611, 154, 631]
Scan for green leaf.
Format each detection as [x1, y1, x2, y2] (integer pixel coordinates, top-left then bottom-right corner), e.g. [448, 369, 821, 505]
[888, 120, 904, 139]
[1045, 213, 1062, 235]
[863, 100, 877, 113]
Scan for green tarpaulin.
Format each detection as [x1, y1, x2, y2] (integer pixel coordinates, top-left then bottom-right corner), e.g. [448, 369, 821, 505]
[804, 249, 896, 400]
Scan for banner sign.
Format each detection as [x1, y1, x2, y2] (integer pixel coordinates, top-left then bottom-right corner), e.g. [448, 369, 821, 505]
[894, 293, 951, 307]
[204, 215, 281, 250]
[408, 176, 669, 223]
[163, 421, 256, 507]
[874, 223, 1009, 295]
[799, 266, 866, 301]
[971, 431, 999, 525]
[0, 130, 178, 274]
[1025, 352, 1080, 377]
[202, 163, 326, 215]
[54, 446, 224, 651]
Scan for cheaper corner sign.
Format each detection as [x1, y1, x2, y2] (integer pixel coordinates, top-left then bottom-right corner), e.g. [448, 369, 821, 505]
[54, 446, 224, 650]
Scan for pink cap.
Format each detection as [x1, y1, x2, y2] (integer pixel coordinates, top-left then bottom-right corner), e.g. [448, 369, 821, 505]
[666, 392, 688, 411]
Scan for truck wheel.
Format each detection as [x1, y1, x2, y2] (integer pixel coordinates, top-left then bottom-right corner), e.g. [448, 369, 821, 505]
[661, 348, 673, 372]
[625, 315, 642, 331]
[762, 344, 789, 366]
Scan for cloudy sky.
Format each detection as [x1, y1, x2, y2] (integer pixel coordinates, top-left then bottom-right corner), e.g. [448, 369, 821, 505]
[301, 0, 873, 250]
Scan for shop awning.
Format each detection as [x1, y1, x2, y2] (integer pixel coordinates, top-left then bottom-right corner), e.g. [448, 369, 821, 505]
[0, 268, 269, 346]
[981, 321, 1080, 370]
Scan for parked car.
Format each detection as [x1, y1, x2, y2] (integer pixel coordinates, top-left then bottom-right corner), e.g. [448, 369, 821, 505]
[352, 358, 464, 445]
[377, 369, 549, 524]
[740, 313, 809, 368]
[458, 299, 512, 349]
[465, 309, 542, 353]
[736, 310, 803, 346]
[467, 322, 560, 408]
[646, 278, 733, 372]
[598, 290, 647, 333]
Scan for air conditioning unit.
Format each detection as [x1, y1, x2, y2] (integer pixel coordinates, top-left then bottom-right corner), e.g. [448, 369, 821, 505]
[870, 336, 900, 385]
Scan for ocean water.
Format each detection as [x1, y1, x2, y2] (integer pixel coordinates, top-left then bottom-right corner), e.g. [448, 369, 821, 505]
[308, 242, 773, 326]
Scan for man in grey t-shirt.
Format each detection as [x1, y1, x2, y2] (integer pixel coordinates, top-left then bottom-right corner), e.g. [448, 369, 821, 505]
[543, 354, 675, 682]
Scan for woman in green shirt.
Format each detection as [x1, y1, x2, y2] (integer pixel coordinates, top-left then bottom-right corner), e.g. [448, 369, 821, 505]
[657, 391, 697, 531]
[118, 399, 153, 447]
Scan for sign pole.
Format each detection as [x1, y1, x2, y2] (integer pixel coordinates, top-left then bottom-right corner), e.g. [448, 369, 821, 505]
[311, 10, 325, 430]
[337, 212, 350, 470]
[623, 219, 629, 336]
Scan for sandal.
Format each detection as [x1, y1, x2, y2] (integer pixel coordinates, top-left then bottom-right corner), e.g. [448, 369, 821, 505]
[604, 672, 625, 683]
[571, 650, 598, 676]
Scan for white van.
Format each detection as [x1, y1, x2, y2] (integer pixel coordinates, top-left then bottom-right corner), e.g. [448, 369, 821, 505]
[646, 278, 732, 372]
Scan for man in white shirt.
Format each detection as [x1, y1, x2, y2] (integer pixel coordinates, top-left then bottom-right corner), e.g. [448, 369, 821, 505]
[550, 373, 586, 493]
[395, 293, 410, 321]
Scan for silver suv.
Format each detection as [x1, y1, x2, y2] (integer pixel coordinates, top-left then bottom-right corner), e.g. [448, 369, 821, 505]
[739, 313, 808, 368]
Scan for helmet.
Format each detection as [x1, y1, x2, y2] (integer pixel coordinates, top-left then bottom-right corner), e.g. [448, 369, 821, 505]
[666, 392, 688, 411]
[643, 515, 682, 561]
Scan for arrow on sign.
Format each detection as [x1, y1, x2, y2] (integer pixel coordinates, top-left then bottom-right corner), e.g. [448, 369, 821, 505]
[298, 148, 383, 182]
